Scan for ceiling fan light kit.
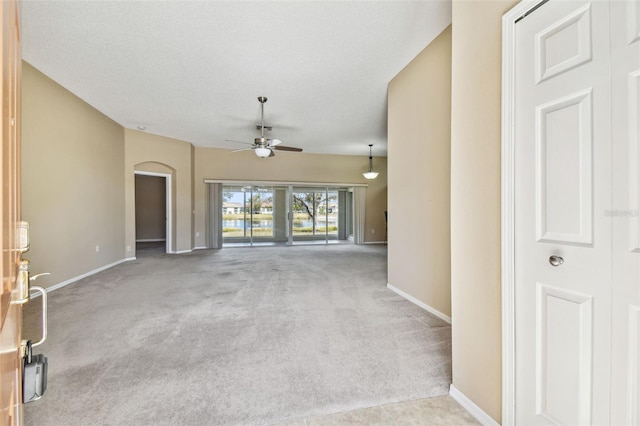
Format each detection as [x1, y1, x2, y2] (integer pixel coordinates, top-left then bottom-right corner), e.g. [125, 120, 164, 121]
[255, 147, 271, 158]
[228, 97, 303, 158]
[363, 144, 379, 180]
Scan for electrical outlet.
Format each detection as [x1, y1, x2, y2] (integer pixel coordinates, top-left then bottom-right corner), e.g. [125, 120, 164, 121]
[371, 229, 375, 234]
[196, 232, 200, 238]
[127, 245, 132, 252]
[95, 245, 100, 252]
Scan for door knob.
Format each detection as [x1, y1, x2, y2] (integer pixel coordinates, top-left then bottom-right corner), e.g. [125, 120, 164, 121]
[549, 255, 564, 266]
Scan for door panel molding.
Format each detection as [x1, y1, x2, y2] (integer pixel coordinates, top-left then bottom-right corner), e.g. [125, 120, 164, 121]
[630, 70, 640, 252]
[535, 3, 592, 84]
[535, 89, 593, 245]
[536, 283, 593, 425]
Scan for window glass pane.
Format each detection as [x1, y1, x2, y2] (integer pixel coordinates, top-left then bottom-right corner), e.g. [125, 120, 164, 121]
[250, 187, 274, 239]
[222, 187, 248, 239]
[292, 191, 319, 237]
[326, 191, 338, 238]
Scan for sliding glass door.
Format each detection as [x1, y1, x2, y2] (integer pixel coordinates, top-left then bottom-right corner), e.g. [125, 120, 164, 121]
[291, 187, 339, 244]
[215, 182, 356, 247]
[222, 185, 288, 246]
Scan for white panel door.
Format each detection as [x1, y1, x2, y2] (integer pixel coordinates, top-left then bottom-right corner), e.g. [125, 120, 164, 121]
[610, 1, 640, 424]
[514, 1, 612, 424]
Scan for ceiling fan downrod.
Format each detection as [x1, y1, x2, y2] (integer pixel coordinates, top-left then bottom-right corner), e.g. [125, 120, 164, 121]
[254, 96, 271, 157]
[258, 96, 267, 140]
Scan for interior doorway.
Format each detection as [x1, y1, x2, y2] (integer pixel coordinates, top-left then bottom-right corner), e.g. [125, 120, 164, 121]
[134, 171, 172, 253]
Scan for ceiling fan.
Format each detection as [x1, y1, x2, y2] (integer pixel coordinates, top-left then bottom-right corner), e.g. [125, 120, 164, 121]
[227, 97, 303, 158]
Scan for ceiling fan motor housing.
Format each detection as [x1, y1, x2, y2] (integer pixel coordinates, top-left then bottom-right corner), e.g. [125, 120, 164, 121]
[254, 137, 269, 147]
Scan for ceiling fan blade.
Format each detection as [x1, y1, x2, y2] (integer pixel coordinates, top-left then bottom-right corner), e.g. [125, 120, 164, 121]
[231, 147, 253, 153]
[225, 139, 252, 145]
[273, 145, 303, 152]
[269, 138, 282, 146]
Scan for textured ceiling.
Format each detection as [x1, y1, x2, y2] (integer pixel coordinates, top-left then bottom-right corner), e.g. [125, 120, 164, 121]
[21, 1, 451, 157]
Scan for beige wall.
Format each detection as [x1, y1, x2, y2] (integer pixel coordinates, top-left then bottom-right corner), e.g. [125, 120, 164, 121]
[387, 26, 452, 318]
[135, 175, 166, 241]
[22, 62, 125, 288]
[193, 147, 387, 247]
[125, 129, 192, 254]
[450, 1, 517, 422]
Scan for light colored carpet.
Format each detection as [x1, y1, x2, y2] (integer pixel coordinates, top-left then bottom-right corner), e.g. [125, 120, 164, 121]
[23, 245, 451, 425]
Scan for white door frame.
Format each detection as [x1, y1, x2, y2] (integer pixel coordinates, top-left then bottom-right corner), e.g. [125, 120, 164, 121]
[134, 171, 172, 253]
[501, 1, 547, 424]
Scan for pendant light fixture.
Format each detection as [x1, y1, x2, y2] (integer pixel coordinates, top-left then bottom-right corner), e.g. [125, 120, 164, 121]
[362, 144, 379, 180]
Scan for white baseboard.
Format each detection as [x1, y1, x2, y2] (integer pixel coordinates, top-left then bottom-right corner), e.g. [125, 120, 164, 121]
[135, 239, 166, 242]
[39, 257, 136, 295]
[193, 246, 207, 250]
[386, 283, 452, 324]
[364, 241, 386, 245]
[173, 249, 192, 254]
[450, 385, 500, 426]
